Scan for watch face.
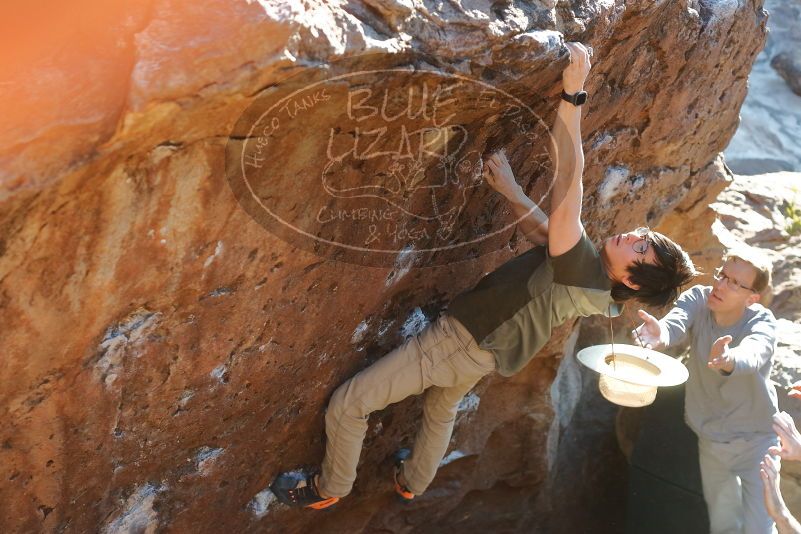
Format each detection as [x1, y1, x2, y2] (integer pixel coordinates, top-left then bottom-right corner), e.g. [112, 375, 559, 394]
[576, 91, 588, 105]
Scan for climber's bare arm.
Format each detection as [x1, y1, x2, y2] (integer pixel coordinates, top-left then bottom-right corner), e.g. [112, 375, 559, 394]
[484, 151, 548, 245]
[548, 42, 591, 256]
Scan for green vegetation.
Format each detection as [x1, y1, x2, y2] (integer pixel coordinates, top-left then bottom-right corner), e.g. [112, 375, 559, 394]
[785, 195, 801, 236]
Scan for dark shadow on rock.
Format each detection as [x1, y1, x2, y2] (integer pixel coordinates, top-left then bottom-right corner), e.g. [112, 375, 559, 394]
[624, 384, 708, 534]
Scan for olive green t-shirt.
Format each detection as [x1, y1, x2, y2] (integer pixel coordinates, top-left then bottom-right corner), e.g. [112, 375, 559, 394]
[448, 230, 622, 376]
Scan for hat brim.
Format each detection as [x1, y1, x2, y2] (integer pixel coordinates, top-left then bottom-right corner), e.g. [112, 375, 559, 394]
[577, 344, 689, 387]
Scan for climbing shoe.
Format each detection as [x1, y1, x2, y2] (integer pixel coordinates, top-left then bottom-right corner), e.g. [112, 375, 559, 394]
[270, 470, 339, 510]
[392, 449, 415, 502]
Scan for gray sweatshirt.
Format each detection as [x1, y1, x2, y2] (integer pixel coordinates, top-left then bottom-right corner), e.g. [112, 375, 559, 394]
[659, 285, 778, 442]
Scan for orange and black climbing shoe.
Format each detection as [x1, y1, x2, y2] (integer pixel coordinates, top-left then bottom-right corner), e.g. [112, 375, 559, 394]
[270, 471, 339, 510]
[392, 449, 415, 503]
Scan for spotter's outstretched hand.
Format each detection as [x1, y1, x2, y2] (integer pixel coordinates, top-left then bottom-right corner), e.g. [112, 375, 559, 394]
[760, 454, 787, 522]
[769, 411, 801, 462]
[707, 335, 734, 373]
[632, 309, 664, 350]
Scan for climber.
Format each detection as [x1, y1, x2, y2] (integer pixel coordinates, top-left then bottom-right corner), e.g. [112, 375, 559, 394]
[634, 249, 779, 533]
[269, 41, 697, 510]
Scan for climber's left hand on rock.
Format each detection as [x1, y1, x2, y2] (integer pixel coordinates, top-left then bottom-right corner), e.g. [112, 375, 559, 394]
[484, 150, 523, 201]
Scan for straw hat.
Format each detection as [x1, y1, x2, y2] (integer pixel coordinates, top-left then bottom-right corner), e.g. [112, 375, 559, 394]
[577, 344, 689, 407]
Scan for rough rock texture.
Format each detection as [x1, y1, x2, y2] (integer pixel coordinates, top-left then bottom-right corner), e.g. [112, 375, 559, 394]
[0, 1, 770, 532]
[723, 0, 801, 174]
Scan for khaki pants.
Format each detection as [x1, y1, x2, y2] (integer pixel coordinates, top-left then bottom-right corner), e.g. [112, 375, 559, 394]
[318, 314, 496, 497]
[699, 434, 779, 534]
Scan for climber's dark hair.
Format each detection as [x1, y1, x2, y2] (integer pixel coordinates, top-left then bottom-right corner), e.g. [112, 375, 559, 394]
[611, 231, 698, 309]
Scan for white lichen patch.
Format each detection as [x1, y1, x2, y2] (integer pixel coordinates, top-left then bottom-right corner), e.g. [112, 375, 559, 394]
[178, 390, 194, 407]
[248, 487, 277, 519]
[249, 470, 306, 518]
[399, 307, 428, 340]
[598, 165, 630, 204]
[629, 174, 645, 191]
[385, 246, 416, 287]
[350, 319, 370, 345]
[591, 132, 614, 150]
[102, 483, 161, 534]
[210, 364, 228, 384]
[378, 318, 396, 337]
[95, 310, 162, 389]
[457, 391, 480, 414]
[203, 241, 224, 268]
[195, 447, 224, 476]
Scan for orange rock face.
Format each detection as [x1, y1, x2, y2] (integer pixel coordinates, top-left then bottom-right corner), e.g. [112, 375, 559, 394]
[0, 0, 768, 532]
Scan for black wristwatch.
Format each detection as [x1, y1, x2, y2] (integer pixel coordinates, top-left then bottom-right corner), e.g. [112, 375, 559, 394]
[561, 90, 588, 106]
